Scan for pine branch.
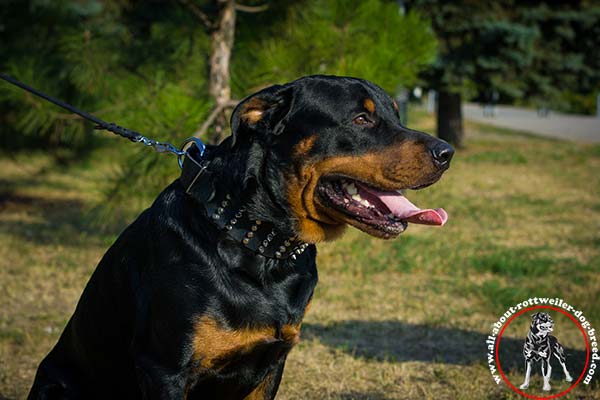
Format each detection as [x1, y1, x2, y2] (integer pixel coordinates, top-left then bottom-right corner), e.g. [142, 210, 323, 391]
[194, 99, 238, 138]
[178, 0, 214, 30]
[234, 3, 269, 13]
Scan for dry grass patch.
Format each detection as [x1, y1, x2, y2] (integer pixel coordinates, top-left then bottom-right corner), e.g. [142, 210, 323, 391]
[1, 115, 599, 399]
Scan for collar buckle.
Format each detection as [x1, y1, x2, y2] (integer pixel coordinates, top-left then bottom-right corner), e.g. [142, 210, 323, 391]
[180, 139, 215, 203]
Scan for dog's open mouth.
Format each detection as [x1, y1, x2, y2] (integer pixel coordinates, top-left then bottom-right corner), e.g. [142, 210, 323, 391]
[538, 323, 554, 333]
[316, 177, 447, 236]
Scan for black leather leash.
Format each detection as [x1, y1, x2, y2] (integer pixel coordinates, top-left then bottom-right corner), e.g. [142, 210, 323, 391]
[0, 73, 185, 157]
[1, 73, 308, 260]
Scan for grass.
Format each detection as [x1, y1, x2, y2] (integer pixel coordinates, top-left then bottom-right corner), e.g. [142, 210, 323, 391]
[1, 112, 599, 399]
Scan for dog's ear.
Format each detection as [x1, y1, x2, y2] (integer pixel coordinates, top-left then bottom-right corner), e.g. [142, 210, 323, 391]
[230, 84, 294, 146]
[531, 313, 539, 320]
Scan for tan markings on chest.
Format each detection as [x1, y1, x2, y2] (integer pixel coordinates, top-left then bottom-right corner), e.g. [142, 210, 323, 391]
[192, 316, 300, 370]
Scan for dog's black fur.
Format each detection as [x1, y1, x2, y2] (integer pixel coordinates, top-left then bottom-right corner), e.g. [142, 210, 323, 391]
[28, 75, 453, 399]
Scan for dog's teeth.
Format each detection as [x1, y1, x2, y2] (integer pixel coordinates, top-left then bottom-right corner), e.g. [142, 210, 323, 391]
[351, 194, 362, 202]
[343, 199, 349, 203]
[347, 183, 357, 195]
[387, 213, 395, 219]
[361, 199, 371, 207]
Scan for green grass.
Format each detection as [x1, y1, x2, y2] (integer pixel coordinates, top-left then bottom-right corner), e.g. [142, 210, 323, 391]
[462, 150, 529, 164]
[1, 113, 599, 399]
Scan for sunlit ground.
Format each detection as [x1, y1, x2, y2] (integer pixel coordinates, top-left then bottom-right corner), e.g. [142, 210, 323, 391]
[1, 111, 598, 399]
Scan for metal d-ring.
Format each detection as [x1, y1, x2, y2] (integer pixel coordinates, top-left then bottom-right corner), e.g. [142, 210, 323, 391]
[178, 137, 206, 169]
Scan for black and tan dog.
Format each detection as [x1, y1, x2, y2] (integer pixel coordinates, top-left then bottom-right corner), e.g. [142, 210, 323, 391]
[28, 75, 453, 399]
[520, 312, 573, 391]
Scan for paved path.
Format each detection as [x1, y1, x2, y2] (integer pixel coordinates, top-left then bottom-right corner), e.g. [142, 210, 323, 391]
[463, 103, 600, 143]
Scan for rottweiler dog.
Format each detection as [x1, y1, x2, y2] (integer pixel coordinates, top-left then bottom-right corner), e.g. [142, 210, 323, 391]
[520, 312, 573, 391]
[28, 75, 453, 399]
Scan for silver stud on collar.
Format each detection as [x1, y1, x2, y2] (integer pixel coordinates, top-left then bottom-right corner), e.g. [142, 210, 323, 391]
[212, 207, 224, 220]
[212, 193, 233, 221]
[207, 192, 306, 260]
[290, 243, 309, 258]
[234, 206, 245, 220]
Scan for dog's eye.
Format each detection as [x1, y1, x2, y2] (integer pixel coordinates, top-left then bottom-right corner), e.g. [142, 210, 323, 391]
[353, 114, 374, 126]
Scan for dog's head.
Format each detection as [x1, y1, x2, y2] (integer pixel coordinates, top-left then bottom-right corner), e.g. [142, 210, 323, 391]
[530, 312, 554, 336]
[229, 75, 453, 243]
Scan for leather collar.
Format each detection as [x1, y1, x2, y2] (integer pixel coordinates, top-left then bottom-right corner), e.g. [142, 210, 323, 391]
[179, 144, 308, 260]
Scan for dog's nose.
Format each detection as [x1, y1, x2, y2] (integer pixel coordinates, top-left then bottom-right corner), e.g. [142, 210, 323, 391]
[430, 141, 454, 169]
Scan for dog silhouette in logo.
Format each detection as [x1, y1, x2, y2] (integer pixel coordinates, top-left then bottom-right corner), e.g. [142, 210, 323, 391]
[520, 312, 573, 391]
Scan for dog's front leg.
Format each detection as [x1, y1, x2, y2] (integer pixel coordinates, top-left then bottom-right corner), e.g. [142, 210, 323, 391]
[541, 360, 552, 391]
[519, 361, 531, 390]
[558, 359, 573, 383]
[553, 347, 573, 382]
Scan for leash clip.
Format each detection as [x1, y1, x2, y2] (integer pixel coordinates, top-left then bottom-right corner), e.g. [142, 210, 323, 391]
[178, 137, 206, 169]
[132, 135, 185, 157]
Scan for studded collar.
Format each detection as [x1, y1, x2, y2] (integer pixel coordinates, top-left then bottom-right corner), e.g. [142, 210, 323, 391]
[179, 144, 308, 260]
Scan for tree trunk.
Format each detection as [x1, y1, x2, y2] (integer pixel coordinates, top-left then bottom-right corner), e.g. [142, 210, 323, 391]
[437, 90, 464, 148]
[208, 0, 235, 143]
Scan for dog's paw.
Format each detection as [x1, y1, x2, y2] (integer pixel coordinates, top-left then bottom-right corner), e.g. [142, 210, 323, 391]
[538, 351, 547, 357]
[519, 383, 529, 390]
[543, 384, 552, 391]
[566, 375, 573, 382]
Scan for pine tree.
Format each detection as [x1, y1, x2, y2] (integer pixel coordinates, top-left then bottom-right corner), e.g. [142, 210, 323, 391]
[518, 2, 600, 114]
[409, 0, 600, 147]
[233, 0, 436, 95]
[0, 0, 437, 219]
[409, 1, 540, 147]
[0, 0, 213, 153]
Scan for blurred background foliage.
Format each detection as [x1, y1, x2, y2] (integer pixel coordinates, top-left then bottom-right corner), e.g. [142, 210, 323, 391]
[0, 0, 598, 219]
[0, 0, 438, 217]
[410, 0, 600, 145]
[234, 0, 436, 91]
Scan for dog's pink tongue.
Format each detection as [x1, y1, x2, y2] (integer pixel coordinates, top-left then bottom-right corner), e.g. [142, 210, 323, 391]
[356, 183, 448, 226]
